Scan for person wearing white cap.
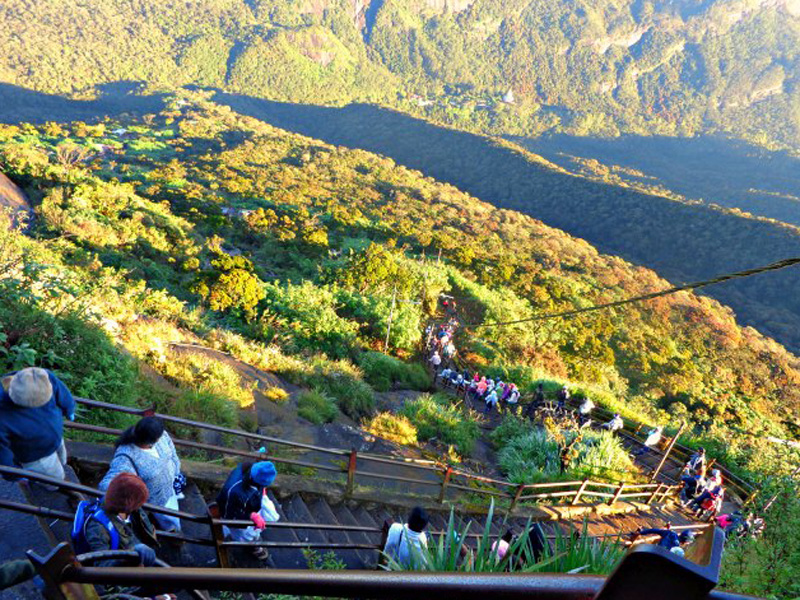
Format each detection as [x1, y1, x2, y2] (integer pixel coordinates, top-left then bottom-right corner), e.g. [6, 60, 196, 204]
[0, 367, 76, 480]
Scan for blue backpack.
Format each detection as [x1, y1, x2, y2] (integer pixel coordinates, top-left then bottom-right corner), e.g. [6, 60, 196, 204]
[71, 499, 120, 555]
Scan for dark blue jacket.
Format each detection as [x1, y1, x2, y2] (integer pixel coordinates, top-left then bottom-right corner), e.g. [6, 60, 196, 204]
[640, 528, 680, 550]
[216, 463, 262, 520]
[0, 370, 75, 468]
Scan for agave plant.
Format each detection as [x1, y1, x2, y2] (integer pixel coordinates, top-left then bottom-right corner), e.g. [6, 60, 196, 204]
[382, 501, 626, 574]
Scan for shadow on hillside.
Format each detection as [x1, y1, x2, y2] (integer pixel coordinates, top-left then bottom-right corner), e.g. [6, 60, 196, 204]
[210, 91, 800, 352]
[513, 133, 800, 227]
[0, 81, 166, 124]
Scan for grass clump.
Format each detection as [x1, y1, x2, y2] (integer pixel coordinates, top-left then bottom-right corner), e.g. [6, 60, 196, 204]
[365, 412, 418, 445]
[498, 428, 638, 484]
[265, 386, 290, 404]
[401, 393, 480, 456]
[359, 351, 431, 392]
[297, 389, 338, 425]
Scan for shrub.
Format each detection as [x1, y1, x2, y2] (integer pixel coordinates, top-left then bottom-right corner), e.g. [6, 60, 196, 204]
[265, 386, 290, 404]
[401, 393, 480, 456]
[359, 351, 431, 392]
[365, 412, 418, 445]
[297, 389, 338, 425]
[490, 415, 536, 449]
[167, 389, 239, 431]
[498, 429, 561, 484]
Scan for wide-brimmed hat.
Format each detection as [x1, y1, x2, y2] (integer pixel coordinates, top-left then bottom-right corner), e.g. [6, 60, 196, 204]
[5, 368, 53, 408]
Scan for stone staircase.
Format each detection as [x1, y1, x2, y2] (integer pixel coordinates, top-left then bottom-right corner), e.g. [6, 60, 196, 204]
[0, 465, 697, 577]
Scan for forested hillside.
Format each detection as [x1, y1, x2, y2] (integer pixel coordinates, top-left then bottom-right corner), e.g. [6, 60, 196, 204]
[0, 0, 798, 149]
[1, 92, 798, 480]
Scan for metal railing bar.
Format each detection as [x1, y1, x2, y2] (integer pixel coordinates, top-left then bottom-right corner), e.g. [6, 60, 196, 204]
[352, 470, 442, 486]
[66, 422, 343, 474]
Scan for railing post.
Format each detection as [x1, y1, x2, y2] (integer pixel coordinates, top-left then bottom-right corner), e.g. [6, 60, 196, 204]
[650, 421, 686, 482]
[206, 504, 230, 569]
[609, 482, 625, 505]
[346, 449, 357, 498]
[438, 467, 453, 503]
[572, 480, 590, 506]
[510, 484, 526, 511]
[647, 483, 664, 505]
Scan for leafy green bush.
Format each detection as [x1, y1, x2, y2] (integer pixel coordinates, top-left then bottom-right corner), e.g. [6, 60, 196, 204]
[401, 393, 480, 456]
[167, 390, 239, 435]
[490, 415, 536, 449]
[359, 351, 430, 392]
[297, 389, 338, 425]
[498, 429, 638, 484]
[365, 412, 418, 445]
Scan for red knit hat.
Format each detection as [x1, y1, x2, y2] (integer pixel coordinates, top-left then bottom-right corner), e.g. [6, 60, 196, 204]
[104, 473, 149, 514]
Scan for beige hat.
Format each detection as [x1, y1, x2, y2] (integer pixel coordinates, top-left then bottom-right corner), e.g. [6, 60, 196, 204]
[6, 368, 53, 408]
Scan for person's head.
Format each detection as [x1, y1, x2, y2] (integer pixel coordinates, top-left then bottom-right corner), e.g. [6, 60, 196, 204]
[712, 469, 721, 480]
[614, 413, 620, 419]
[538, 383, 543, 390]
[670, 546, 685, 557]
[407, 506, 429, 533]
[679, 530, 695, 546]
[501, 529, 514, 543]
[698, 447, 705, 455]
[116, 416, 165, 449]
[250, 461, 277, 487]
[3, 367, 53, 408]
[103, 472, 149, 516]
[562, 385, 568, 391]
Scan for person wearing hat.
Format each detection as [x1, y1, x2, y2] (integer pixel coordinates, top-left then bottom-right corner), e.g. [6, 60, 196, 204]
[0, 367, 75, 480]
[85, 473, 159, 568]
[216, 461, 280, 560]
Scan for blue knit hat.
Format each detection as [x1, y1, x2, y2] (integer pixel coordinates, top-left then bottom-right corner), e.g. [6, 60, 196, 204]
[251, 461, 277, 486]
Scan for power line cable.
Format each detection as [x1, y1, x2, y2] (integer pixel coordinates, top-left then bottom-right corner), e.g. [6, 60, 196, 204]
[473, 257, 800, 329]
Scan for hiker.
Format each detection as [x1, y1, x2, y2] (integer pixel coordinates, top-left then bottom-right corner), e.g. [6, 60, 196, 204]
[383, 507, 429, 569]
[437, 367, 452, 384]
[634, 426, 663, 456]
[632, 526, 695, 557]
[578, 397, 594, 426]
[505, 384, 520, 415]
[484, 388, 499, 414]
[602, 413, 624, 433]
[442, 342, 456, 361]
[680, 468, 705, 505]
[0, 367, 76, 481]
[474, 376, 488, 400]
[79, 473, 159, 567]
[491, 529, 514, 561]
[429, 351, 442, 370]
[100, 417, 182, 533]
[686, 448, 706, 473]
[556, 385, 569, 412]
[526, 383, 545, 419]
[216, 461, 280, 561]
[690, 470, 724, 516]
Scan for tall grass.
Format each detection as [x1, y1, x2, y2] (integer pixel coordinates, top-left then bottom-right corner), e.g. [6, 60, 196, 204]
[382, 502, 626, 574]
[359, 351, 431, 392]
[401, 393, 480, 456]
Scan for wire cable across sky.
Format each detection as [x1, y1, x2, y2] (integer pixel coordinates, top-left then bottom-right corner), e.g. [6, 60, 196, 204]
[474, 257, 800, 329]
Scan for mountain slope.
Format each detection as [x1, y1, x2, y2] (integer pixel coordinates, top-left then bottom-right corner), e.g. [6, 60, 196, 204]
[0, 0, 798, 148]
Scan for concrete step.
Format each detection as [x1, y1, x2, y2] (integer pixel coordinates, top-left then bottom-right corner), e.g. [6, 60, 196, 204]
[157, 483, 218, 569]
[260, 492, 305, 569]
[350, 505, 381, 531]
[329, 503, 380, 568]
[305, 498, 367, 569]
[0, 479, 54, 600]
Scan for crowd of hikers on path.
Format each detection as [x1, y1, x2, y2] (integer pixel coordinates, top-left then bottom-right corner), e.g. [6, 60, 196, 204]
[0, 352, 766, 596]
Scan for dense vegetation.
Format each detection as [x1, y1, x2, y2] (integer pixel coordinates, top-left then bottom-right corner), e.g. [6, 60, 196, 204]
[1, 92, 798, 460]
[0, 0, 798, 151]
[1, 91, 799, 596]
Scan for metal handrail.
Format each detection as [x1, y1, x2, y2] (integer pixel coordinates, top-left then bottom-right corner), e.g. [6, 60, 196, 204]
[71, 397, 682, 509]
